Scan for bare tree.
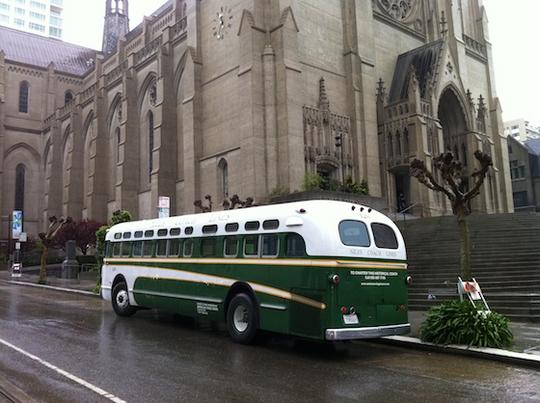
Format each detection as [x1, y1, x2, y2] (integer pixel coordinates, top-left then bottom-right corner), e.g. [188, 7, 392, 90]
[194, 195, 213, 213]
[38, 216, 72, 284]
[410, 150, 493, 280]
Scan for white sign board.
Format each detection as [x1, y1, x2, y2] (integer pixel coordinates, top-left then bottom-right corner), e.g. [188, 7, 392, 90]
[158, 196, 170, 209]
[11, 263, 22, 278]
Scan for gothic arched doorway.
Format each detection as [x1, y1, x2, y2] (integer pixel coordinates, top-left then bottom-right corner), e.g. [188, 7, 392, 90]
[438, 88, 469, 166]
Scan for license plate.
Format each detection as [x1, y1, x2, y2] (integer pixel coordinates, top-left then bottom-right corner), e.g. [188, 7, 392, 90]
[343, 313, 359, 324]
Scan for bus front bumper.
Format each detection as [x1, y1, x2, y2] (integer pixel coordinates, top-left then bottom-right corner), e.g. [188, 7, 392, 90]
[325, 323, 411, 341]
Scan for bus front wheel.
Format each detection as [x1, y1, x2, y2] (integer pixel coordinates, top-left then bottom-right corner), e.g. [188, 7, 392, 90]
[226, 293, 258, 344]
[112, 282, 136, 317]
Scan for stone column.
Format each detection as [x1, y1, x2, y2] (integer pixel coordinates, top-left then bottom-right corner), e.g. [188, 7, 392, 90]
[0, 51, 5, 237]
[116, 56, 139, 218]
[182, 48, 203, 213]
[237, 9, 268, 201]
[152, 28, 177, 216]
[44, 120, 64, 224]
[272, 7, 304, 192]
[65, 108, 84, 220]
[350, 0, 381, 196]
[262, 44, 278, 195]
[86, 85, 109, 223]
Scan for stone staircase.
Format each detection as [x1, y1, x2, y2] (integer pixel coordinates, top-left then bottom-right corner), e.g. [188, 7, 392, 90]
[398, 213, 540, 322]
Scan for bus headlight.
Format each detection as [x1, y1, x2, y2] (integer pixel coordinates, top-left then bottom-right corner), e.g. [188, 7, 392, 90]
[329, 274, 340, 284]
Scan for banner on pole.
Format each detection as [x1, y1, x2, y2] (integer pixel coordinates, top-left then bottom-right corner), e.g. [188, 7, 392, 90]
[12, 210, 23, 239]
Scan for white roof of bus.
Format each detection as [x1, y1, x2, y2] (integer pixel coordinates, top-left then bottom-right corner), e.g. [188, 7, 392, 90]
[106, 200, 406, 260]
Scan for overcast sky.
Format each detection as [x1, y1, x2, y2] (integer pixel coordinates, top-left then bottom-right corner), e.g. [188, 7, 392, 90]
[63, 1, 539, 126]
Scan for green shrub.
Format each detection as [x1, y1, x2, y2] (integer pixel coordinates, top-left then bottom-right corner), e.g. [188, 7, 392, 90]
[303, 173, 324, 191]
[269, 186, 290, 198]
[420, 300, 513, 348]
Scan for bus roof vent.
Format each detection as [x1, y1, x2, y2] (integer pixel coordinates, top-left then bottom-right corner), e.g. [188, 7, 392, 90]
[285, 217, 303, 227]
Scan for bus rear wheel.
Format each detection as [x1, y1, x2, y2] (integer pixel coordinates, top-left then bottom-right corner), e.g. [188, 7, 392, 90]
[226, 293, 258, 344]
[112, 282, 136, 317]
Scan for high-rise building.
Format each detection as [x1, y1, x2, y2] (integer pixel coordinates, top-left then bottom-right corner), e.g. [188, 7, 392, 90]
[504, 118, 540, 142]
[0, 0, 63, 39]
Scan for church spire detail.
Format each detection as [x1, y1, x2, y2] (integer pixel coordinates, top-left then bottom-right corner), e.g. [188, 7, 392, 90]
[102, 0, 130, 55]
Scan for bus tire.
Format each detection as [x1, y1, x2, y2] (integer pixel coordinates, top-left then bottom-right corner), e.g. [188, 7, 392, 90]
[226, 293, 258, 344]
[112, 281, 136, 317]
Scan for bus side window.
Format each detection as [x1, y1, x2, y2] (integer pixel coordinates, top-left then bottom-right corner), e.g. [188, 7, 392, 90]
[371, 223, 399, 249]
[201, 238, 216, 257]
[133, 241, 143, 257]
[262, 235, 279, 257]
[112, 242, 121, 257]
[224, 237, 238, 257]
[121, 242, 131, 257]
[286, 233, 306, 257]
[156, 239, 168, 257]
[183, 239, 193, 257]
[244, 235, 259, 257]
[168, 239, 181, 256]
[143, 241, 154, 257]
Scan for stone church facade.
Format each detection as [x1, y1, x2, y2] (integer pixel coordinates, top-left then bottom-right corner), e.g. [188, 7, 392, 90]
[0, 0, 513, 237]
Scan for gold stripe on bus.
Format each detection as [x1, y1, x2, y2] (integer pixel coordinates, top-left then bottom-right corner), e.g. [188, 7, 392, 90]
[104, 257, 407, 270]
[127, 266, 327, 310]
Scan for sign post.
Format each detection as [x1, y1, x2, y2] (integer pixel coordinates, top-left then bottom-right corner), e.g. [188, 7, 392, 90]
[158, 196, 170, 218]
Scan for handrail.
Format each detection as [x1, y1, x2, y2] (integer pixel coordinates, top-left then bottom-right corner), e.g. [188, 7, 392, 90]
[400, 202, 419, 215]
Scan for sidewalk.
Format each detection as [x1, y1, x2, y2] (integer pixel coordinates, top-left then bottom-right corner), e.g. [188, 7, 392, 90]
[1, 267, 539, 367]
[0, 266, 99, 295]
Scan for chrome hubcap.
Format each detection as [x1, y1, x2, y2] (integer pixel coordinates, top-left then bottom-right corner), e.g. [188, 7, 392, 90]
[116, 289, 129, 310]
[233, 305, 249, 332]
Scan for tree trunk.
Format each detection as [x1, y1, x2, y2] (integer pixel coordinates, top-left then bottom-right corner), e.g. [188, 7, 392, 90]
[457, 213, 472, 280]
[38, 246, 48, 284]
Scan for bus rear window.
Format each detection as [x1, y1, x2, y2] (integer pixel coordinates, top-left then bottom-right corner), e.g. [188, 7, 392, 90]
[339, 220, 370, 247]
[371, 223, 399, 249]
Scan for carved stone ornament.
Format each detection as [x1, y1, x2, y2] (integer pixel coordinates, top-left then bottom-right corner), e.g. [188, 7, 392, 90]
[212, 6, 233, 40]
[117, 103, 123, 121]
[377, 0, 418, 22]
[149, 81, 157, 106]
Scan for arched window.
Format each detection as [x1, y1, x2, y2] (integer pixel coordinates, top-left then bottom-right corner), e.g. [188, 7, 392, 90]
[116, 128, 121, 163]
[396, 131, 401, 157]
[65, 91, 74, 104]
[218, 158, 228, 199]
[148, 111, 154, 182]
[19, 81, 29, 113]
[15, 164, 25, 211]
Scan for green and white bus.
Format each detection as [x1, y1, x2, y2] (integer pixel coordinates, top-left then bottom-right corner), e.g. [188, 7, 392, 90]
[102, 200, 411, 344]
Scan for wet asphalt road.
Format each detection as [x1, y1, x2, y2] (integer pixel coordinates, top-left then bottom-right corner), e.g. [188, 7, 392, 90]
[0, 282, 539, 403]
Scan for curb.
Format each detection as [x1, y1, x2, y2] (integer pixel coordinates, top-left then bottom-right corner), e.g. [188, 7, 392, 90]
[1, 279, 99, 298]
[0, 377, 36, 403]
[378, 335, 540, 368]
